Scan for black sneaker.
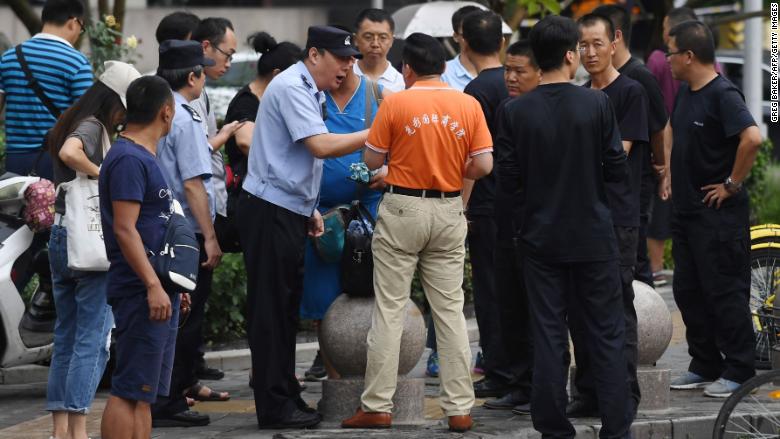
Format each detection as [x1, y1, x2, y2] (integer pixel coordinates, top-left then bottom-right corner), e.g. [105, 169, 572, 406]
[304, 350, 327, 381]
[153, 410, 210, 428]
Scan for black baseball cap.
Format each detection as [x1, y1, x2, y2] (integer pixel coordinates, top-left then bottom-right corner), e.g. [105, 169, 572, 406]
[306, 25, 363, 58]
[159, 40, 216, 69]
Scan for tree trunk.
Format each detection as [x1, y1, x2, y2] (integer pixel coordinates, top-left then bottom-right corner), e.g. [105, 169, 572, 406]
[5, 0, 42, 36]
[113, 0, 126, 32]
[98, 0, 109, 19]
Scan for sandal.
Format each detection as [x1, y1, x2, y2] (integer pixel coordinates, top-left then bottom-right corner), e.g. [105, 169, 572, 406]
[184, 382, 230, 402]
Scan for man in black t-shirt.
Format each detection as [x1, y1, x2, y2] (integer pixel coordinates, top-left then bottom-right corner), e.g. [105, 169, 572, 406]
[666, 21, 761, 398]
[593, 5, 670, 287]
[483, 40, 540, 415]
[569, 13, 649, 418]
[496, 16, 632, 437]
[460, 10, 514, 400]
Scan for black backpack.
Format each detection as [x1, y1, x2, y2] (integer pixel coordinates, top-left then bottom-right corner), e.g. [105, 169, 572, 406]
[340, 200, 376, 297]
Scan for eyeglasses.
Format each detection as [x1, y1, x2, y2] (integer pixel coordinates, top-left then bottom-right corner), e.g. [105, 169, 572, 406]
[212, 44, 234, 62]
[359, 33, 392, 44]
[665, 49, 691, 58]
[74, 17, 85, 34]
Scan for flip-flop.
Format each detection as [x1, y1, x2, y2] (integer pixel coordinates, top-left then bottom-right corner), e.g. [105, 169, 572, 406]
[185, 382, 230, 402]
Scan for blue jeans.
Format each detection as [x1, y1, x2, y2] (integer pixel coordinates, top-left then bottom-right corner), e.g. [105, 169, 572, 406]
[46, 225, 113, 414]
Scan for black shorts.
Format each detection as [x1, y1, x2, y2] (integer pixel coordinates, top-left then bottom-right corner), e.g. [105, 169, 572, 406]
[108, 291, 180, 404]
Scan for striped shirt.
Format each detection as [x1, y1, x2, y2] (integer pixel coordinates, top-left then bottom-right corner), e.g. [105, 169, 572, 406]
[0, 34, 93, 152]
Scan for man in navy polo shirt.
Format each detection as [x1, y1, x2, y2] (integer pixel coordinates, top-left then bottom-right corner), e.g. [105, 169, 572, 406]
[238, 26, 369, 429]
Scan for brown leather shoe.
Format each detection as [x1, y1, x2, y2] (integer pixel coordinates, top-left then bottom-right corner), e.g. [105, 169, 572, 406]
[448, 414, 473, 432]
[341, 408, 391, 429]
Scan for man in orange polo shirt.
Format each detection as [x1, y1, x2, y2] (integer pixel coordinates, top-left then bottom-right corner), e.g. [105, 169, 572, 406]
[341, 32, 493, 433]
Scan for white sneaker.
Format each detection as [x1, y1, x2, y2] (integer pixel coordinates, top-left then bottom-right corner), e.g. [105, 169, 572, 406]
[703, 378, 741, 398]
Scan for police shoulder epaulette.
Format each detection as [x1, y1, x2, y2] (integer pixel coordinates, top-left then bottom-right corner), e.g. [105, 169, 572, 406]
[181, 103, 202, 123]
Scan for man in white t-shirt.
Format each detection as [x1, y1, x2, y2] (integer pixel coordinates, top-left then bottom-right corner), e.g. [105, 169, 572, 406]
[352, 8, 405, 92]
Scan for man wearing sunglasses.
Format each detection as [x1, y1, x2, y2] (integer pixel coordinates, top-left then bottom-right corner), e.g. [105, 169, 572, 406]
[0, 0, 92, 179]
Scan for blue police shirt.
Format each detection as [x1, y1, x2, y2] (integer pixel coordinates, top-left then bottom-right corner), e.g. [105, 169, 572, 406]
[156, 91, 215, 233]
[242, 61, 329, 217]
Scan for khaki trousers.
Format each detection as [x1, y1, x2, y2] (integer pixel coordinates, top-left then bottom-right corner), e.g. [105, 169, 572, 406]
[361, 193, 474, 416]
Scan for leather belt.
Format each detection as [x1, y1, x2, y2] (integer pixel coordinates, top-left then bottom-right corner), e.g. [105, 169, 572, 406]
[385, 185, 461, 198]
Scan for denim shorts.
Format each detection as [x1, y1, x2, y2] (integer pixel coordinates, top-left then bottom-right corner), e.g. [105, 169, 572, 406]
[109, 290, 180, 404]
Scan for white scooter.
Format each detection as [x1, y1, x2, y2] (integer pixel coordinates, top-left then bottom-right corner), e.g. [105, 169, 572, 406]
[0, 172, 55, 367]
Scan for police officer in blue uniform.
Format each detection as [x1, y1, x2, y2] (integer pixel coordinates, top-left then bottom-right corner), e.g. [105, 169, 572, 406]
[151, 39, 224, 428]
[238, 26, 369, 429]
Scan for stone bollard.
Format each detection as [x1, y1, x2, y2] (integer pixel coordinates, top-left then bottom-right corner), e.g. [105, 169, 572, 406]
[570, 281, 673, 411]
[317, 294, 427, 423]
[633, 280, 673, 411]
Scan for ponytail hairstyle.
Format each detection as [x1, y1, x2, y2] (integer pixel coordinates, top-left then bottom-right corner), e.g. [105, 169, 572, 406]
[248, 31, 302, 78]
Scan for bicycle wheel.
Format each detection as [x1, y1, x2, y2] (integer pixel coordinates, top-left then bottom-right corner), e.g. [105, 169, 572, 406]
[751, 245, 780, 369]
[713, 369, 780, 438]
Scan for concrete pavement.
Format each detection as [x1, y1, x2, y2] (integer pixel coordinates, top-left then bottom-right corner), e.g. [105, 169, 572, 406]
[0, 278, 772, 438]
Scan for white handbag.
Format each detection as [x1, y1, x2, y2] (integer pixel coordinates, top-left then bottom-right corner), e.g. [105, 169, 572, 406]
[59, 126, 111, 271]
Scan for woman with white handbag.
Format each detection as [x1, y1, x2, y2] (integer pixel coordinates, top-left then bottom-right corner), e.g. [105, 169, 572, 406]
[45, 61, 140, 439]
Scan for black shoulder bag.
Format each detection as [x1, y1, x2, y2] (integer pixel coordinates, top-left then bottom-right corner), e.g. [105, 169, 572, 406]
[15, 45, 60, 175]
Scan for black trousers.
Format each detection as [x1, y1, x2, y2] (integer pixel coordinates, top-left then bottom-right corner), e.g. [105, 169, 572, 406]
[238, 192, 307, 425]
[525, 255, 632, 439]
[152, 233, 214, 417]
[493, 242, 533, 395]
[571, 227, 640, 414]
[672, 206, 755, 383]
[467, 215, 507, 382]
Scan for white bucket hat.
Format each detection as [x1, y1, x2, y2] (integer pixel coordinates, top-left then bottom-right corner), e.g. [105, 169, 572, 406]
[99, 61, 141, 108]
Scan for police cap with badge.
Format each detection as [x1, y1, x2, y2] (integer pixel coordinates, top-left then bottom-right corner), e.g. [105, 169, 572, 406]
[306, 26, 363, 59]
[158, 40, 215, 122]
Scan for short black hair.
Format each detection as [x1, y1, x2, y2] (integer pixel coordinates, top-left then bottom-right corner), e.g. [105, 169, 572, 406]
[41, 0, 85, 26]
[156, 65, 204, 91]
[667, 7, 698, 29]
[191, 17, 234, 46]
[506, 40, 538, 69]
[125, 76, 174, 125]
[578, 13, 615, 41]
[461, 10, 503, 55]
[451, 5, 481, 33]
[592, 5, 631, 45]
[530, 15, 580, 72]
[402, 33, 446, 76]
[354, 8, 395, 33]
[669, 20, 715, 64]
[156, 11, 201, 44]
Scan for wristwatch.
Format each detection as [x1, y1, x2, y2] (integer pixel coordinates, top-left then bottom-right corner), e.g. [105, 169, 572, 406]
[724, 176, 742, 194]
